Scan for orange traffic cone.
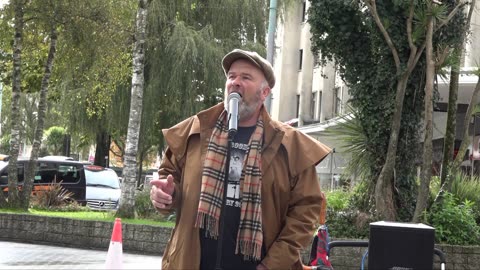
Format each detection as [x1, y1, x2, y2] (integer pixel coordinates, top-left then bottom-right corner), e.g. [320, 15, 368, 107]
[105, 218, 123, 269]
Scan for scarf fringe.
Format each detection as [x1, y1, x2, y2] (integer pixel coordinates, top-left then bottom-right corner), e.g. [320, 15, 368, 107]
[195, 212, 219, 238]
[238, 240, 262, 261]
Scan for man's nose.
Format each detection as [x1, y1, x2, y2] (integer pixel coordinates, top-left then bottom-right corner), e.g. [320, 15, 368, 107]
[231, 76, 241, 86]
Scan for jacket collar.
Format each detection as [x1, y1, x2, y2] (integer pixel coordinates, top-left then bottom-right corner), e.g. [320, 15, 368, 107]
[195, 103, 284, 142]
[196, 103, 284, 175]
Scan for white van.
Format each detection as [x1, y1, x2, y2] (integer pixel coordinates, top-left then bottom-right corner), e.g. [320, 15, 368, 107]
[84, 165, 121, 210]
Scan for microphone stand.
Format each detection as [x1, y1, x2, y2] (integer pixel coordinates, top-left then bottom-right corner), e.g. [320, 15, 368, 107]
[215, 125, 237, 270]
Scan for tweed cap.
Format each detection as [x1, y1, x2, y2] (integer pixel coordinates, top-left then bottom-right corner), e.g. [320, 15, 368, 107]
[222, 49, 275, 88]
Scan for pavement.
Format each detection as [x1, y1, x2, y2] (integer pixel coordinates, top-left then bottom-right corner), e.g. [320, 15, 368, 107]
[0, 241, 163, 269]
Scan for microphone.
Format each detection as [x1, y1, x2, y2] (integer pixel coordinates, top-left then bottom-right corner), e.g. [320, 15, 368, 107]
[227, 92, 241, 137]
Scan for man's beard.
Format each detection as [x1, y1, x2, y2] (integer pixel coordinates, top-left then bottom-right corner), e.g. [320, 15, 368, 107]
[224, 88, 262, 122]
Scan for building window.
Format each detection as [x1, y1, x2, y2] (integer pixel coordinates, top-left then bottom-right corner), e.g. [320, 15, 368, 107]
[301, 0, 307, 22]
[298, 49, 303, 70]
[311, 91, 317, 119]
[318, 91, 322, 120]
[313, 54, 320, 67]
[296, 94, 300, 118]
[334, 87, 342, 115]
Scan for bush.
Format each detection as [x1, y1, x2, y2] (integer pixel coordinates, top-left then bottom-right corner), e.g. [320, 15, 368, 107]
[348, 180, 375, 214]
[430, 173, 480, 223]
[325, 189, 350, 212]
[426, 192, 480, 245]
[325, 188, 372, 239]
[30, 181, 80, 210]
[326, 210, 371, 239]
[134, 186, 166, 221]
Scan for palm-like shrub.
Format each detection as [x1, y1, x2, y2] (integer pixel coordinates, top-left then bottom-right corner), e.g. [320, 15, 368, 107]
[30, 181, 75, 209]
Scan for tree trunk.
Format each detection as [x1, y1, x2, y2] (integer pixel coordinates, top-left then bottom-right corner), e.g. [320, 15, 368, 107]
[413, 11, 434, 222]
[440, 0, 476, 189]
[374, 77, 409, 221]
[440, 66, 459, 185]
[453, 77, 480, 171]
[94, 132, 110, 167]
[5, 0, 26, 208]
[22, 25, 58, 210]
[117, 0, 148, 218]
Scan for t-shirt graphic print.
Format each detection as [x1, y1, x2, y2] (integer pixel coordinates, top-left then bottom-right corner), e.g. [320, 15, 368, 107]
[226, 142, 248, 209]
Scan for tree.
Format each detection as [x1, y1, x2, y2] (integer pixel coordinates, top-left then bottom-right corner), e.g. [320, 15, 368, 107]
[366, 0, 465, 221]
[440, 0, 476, 190]
[413, 1, 435, 222]
[43, 126, 66, 155]
[453, 75, 480, 173]
[0, 0, 135, 208]
[50, 0, 135, 166]
[4, 0, 27, 208]
[144, 0, 280, 152]
[309, 0, 466, 220]
[413, 1, 472, 221]
[117, 0, 148, 219]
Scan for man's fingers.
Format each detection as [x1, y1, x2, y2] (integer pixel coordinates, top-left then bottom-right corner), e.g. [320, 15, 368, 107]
[151, 200, 167, 209]
[150, 184, 172, 205]
[149, 179, 162, 187]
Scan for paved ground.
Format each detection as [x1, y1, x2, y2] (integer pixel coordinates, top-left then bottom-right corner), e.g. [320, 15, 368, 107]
[0, 241, 163, 269]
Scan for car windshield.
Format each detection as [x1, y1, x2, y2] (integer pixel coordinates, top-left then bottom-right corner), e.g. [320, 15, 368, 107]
[0, 161, 8, 172]
[85, 169, 120, 189]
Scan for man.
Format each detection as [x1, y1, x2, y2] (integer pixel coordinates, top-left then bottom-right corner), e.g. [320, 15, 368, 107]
[150, 49, 331, 270]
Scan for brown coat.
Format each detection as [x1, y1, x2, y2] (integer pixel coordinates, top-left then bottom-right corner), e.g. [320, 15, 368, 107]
[158, 103, 331, 270]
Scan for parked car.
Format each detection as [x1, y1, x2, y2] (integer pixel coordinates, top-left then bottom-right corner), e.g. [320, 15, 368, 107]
[84, 165, 121, 210]
[0, 155, 87, 204]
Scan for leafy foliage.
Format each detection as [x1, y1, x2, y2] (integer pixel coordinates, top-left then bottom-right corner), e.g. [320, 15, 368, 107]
[327, 210, 371, 240]
[43, 126, 66, 155]
[425, 192, 480, 245]
[134, 186, 164, 221]
[325, 188, 373, 239]
[0, 134, 10, 154]
[29, 181, 76, 209]
[325, 189, 350, 212]
[144, 0, 275, 152]
[430, 172, 480, 223]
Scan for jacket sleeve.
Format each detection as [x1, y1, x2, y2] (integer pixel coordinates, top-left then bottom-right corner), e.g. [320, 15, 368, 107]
[155, 146, 183, 215]
[155, 116, 197, 215]
[261, 165, 323, 269]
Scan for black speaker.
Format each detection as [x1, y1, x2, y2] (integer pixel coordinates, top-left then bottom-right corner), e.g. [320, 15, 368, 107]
[368, 221, 435, 270]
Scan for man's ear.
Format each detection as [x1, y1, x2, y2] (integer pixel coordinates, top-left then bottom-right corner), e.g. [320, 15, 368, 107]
[261, 86, 271, 101]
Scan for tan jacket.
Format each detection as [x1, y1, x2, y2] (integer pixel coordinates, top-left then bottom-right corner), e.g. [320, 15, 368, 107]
[159, 103, 331, 270]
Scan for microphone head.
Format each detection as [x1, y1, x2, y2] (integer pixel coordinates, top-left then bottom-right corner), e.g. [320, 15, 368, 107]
[227, 92, 241, 102]
[226, 92, 242, 113]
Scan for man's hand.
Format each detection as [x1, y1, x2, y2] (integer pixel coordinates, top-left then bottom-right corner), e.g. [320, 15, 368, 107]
[256, 263, 268, 270]
[150, 174, 175, 209]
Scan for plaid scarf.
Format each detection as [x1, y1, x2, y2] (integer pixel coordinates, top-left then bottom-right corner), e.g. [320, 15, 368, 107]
[195, 110, 264, 260]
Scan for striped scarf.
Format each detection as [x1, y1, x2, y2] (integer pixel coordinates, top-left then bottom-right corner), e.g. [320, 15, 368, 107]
[195, 110, 264, 260]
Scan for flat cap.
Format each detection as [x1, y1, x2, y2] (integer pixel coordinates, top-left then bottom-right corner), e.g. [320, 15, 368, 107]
[222, 49, 275, 88]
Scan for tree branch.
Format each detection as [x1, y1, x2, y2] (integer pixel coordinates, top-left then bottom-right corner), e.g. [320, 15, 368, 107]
[364, 0, 401, 70]
[406, 0, 417, 53]
[435, 0, 466, 31]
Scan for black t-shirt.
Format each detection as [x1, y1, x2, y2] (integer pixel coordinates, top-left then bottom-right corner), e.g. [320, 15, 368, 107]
[200, 126, 263, 270]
